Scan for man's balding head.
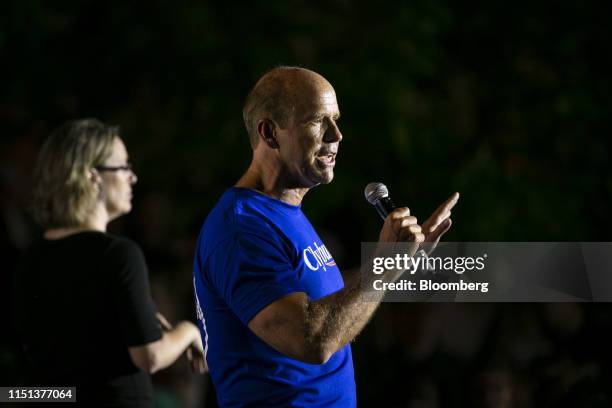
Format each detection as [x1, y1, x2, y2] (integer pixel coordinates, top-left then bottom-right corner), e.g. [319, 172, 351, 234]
[242, 66, 333, 148]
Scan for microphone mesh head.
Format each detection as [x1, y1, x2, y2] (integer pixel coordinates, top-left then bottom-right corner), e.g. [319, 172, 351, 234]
[364, 182, 389, 205]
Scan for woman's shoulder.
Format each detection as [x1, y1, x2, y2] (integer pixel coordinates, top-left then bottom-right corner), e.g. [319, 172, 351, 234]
[37, 231, 145, 262]
[101, 233, 145, 260]
[97, 234, 149, 279]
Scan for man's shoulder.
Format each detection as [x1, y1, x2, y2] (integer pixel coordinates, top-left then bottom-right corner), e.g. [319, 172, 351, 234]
[197, 189, 278, 256]
[202, 188, 286, 238]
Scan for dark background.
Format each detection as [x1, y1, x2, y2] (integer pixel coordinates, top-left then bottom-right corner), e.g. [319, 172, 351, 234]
[2, 1, 612, 407]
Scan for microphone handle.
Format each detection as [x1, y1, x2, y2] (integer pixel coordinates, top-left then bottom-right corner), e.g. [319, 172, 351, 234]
[374, 197, 396, 220]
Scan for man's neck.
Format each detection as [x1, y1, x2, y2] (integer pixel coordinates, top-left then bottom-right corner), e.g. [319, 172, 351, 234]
[235, 162, 309, 206]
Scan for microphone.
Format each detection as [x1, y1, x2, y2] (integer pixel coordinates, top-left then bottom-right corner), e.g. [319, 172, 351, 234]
[364, 182, 431, 259]
[364, 182, 396, 221]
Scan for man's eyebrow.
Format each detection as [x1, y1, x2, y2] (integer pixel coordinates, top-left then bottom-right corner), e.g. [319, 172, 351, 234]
[302, 112, 340, 122]
[302, 113, 324, 122]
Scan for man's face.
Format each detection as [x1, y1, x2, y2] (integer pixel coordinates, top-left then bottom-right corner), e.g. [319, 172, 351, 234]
[276, 82, 343, 188]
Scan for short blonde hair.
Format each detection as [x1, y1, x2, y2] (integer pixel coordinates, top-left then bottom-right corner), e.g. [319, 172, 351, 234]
[32, 118, 118, 228]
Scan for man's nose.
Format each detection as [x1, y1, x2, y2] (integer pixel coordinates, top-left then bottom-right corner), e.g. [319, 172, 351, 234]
[130, 170, 138, 185]
[324, 121, 343, 143]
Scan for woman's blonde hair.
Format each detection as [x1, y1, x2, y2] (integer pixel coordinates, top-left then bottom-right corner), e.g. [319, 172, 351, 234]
[32, 118, 118, 228]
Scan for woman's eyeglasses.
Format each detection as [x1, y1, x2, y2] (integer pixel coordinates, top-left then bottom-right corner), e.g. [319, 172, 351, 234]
[96, 163, 133, 172]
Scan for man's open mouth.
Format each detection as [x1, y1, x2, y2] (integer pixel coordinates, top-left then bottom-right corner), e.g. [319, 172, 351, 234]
[316, 153, 336, 166]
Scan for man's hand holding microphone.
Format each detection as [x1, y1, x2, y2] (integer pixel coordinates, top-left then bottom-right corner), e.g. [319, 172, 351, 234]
[366, 183, 459, 280]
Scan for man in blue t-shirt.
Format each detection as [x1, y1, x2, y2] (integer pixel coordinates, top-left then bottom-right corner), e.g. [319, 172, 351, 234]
[193, 66, 459, 407]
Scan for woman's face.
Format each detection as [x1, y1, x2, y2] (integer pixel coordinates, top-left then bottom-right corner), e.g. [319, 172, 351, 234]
[98, 137, 137, 220]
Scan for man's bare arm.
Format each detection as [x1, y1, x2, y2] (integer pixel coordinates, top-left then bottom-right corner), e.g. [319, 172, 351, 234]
[248, 193, 458, 364]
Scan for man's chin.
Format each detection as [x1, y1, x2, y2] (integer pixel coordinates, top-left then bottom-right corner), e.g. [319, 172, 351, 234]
[315, 170, 334, 185]
[320, 173, 334, 184]
[302, 167, 334, 188]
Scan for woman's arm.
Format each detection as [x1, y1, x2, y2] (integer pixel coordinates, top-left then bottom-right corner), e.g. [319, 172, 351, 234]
[128, 320, 201, 374]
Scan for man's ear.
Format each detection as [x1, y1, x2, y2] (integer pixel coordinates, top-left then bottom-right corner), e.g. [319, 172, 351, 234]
[257, 119, 280, 149]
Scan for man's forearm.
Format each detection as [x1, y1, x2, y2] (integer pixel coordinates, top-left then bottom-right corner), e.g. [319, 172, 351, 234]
[304, 264, 400, 362]
[248, 199, 456, 364]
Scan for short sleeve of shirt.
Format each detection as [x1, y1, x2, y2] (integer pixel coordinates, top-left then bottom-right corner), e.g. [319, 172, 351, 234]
[206, 231, 304, 326]
[104, 238, 162, 347]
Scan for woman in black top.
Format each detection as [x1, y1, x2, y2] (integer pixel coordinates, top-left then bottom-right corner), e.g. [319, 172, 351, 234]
[14, 119, 205, 407]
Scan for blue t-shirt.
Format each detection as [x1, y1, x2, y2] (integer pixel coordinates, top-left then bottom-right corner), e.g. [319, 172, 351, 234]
[193, 188, 356, 407]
